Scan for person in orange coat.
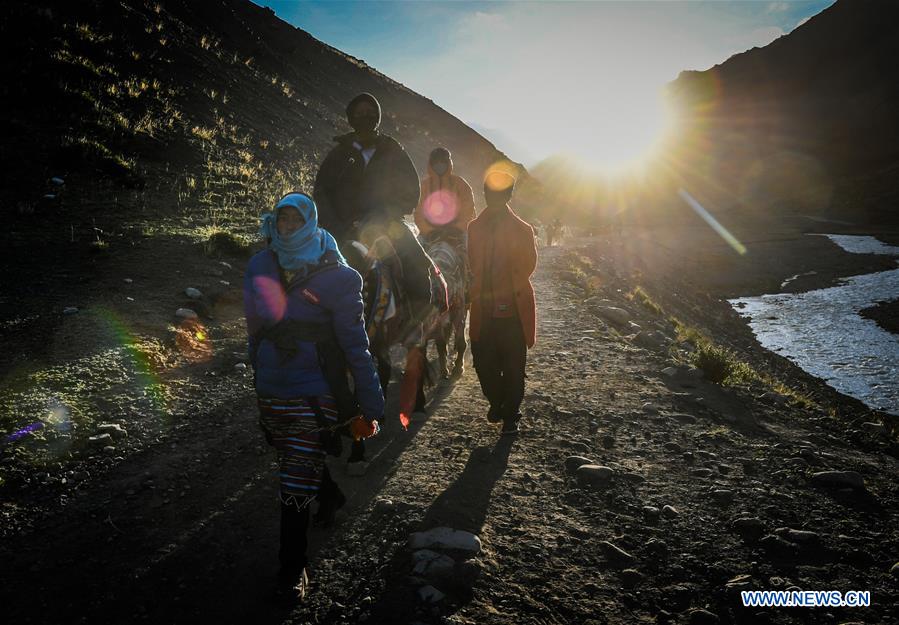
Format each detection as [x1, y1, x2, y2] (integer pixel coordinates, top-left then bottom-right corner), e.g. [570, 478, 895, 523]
[414, 147, 475, 241]
[467, 171, 537, 434]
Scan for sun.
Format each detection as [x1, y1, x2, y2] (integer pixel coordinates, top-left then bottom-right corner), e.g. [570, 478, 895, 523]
[562, 89, 675, 176]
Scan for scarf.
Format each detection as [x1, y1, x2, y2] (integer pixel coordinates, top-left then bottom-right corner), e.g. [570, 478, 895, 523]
[259, 193, 345, 271]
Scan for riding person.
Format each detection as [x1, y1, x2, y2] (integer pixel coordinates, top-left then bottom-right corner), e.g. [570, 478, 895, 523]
[468, 171, 538, 435]
[244, 192, 383, 601]
[312, 92, 432, 318]
[415, 147, 475, 244]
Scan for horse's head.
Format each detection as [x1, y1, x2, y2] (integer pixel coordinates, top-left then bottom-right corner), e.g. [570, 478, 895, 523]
[342, 240, 372, 277]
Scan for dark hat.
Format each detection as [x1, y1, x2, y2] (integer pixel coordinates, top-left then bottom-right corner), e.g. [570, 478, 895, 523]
[346, 92, 381, 121]
[429, 147, 451, 163]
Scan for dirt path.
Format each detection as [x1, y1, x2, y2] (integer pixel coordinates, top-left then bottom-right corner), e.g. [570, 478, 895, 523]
[2, 242, 897, 625]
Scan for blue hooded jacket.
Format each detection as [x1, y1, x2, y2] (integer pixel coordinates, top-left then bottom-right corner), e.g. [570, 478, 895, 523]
[243, 194, 384, 419]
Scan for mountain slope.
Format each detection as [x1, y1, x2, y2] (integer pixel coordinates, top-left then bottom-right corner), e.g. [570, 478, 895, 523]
[664, 0, 899, 221]
[1, 0, 523, 248]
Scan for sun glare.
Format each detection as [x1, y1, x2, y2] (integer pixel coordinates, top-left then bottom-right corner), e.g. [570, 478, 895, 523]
[563, 90, 674, 176]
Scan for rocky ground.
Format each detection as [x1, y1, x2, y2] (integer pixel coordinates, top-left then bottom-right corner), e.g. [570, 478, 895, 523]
[2, 238, 898, 625]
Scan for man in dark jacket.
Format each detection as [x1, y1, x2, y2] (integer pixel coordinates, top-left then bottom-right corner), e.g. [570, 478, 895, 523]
[313, 93, 431, 310]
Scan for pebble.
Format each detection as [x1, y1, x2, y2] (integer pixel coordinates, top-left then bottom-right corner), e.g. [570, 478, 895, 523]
[860, 422, 886, 436]
[185, 287, 203, 299]
[687, 609, 719, 625]
[598, 541, 635, 566]
[759, 534, 799, 558]
[890, 562, 899, 577]
[619, 568, 643, 589]
[63, 307, 79, 315]
[88, 433, 112, 446]
[731, 517, 765, 541]
[175, 308, 198, 320]
[620, 472, 646, 484]
[642, 402, 659, 415]
[661, 505, 679, 518]
[691, 468, 713, 478]
[597, 306, 631, 326]
[669, 413, 698, 424]
[576, 464, 614, 487]
[417, 585, 445, 603]
[234, 363, 247, 372]
[775, 528, 820, 545]
[564, 456, 594, 474]
[810, 470, 866, 491]
[664, 442, 683, 454]
[601, 434, 615, 449]
[97, 423, 127, 439]
[642, 506, 661, 522]
[412, 549, 455, 580]
[123, 278, 133, 284]
[645, 538, 668, 558]
[710, 489, 734, 504]
[102, 446, 117, 455]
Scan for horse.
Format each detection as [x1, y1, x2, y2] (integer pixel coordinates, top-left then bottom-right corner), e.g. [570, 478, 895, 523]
[421, 232, 467, 379]
[341, 236, 438, 464]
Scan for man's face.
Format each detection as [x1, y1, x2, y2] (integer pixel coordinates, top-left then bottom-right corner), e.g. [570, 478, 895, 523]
[349, 100, 379, 134]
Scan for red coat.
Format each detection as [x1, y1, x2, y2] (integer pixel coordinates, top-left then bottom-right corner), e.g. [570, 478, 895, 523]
[467, 204, 537, 348]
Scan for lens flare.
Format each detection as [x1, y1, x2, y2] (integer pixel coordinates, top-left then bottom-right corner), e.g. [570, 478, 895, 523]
[678, 188, 746, 255]
[421, 189, 459, 226]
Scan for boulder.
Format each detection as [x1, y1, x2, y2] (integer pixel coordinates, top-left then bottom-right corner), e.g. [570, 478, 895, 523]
[409, 527, 481, 555]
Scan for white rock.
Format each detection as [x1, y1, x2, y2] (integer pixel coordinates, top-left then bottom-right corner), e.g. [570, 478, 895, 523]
[123, 278, 133, 284]
[219, 280, 231, 287]
[175, 308, 198, 320]
[88, 433, 112, 446]
[219, 261, 233, 270]
[234, 363, 247, 372]
[50, 177, 65, 186]
[97, 423, 127, 439]
[417, 585, 445, 603]
[63, 307, 79, 315]
[412, 549, 455, 579]
[409, 527, 481, 555]
[185, 287, 203, 299]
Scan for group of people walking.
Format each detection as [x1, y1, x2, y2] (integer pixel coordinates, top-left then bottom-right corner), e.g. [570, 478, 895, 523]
[242, 92, 539, 601]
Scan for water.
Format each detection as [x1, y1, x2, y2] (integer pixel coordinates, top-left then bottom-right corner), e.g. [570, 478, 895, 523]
[729, 235, 899, 415]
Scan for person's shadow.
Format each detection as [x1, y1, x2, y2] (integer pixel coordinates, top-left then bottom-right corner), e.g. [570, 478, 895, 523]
[419, 434, 515, 534]
[367, 435, 515, 623]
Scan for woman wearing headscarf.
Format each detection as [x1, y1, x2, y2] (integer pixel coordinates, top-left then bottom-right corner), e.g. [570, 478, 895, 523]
[244, 192, 383, 601]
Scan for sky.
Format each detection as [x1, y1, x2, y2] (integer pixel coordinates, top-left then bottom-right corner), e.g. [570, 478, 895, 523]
[260, 0, 836, 170]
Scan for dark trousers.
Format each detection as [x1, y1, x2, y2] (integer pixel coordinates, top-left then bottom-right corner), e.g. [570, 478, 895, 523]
[471, 316, 527, 419]
[279, 499, 310, 573]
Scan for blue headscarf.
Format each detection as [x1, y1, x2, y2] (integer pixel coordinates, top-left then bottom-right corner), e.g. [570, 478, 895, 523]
[259, 192, 345, 271]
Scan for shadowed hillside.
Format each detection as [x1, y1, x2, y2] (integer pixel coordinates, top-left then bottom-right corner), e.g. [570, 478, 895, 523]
[0, 0, 530, 289]
[664, 0, 899, 225]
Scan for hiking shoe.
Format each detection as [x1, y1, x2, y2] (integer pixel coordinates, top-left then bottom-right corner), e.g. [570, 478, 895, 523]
[500, 413, 522, 435]
[276, 566, 309, 603]
[294, 568, 309, 602]
[486, 405, 502, 423]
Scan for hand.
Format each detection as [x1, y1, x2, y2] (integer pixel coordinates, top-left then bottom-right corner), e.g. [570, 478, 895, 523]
[350, 416, 380, 440]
